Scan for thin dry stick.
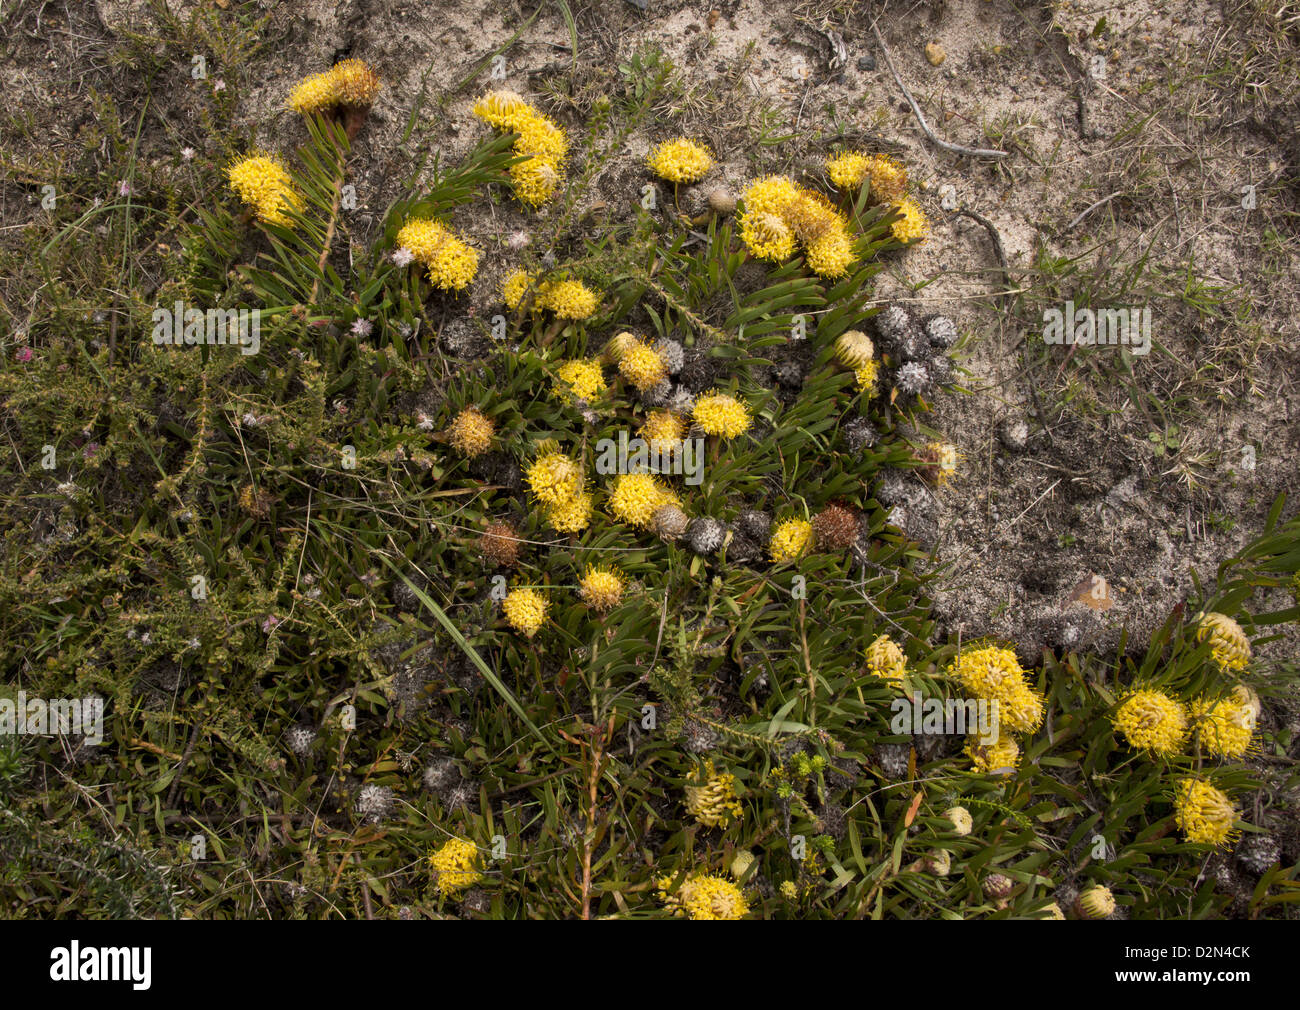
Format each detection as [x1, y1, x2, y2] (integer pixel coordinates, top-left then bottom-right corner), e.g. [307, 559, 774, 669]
[870, 21, 1008, 161]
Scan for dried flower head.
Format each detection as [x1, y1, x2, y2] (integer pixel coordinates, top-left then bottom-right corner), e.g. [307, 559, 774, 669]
[864, 154, 909, 206]
[917, 440, 960, 485]
[652, 503, 690, 541]
[480, 521, 522, 567]
[429, 838, 484, 895]
[502, 587, 548, 637]
[447, 407, 494, 457]
[812, 503, 859, 551]
[1113, 688, 1187, 755]
[647, 138, 714, 184]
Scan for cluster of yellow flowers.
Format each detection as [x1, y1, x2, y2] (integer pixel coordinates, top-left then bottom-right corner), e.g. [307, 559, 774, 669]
[473, 90, 569, 206]
[501, 567, 629, 636]
[502, 271, 600, 320]
[226, 154, 302, 228]
[738, 175, 859, 278]
[947, 645, 1045, 773]
[502, 586, 549, 637]
[608, 472, 681, 529]
[1112, 684, 1255, 760]
[428, 837, 484, 895]
[647, 137, 715, 184]
[684, 760, 744, 828]
[578, 565, 625, 612]
[287, 59, 382, 116]
[1194, 611, 1252, 671]
[525, 449, 593, 533]
[446, 407, 495, 457]
[553, 359, 607, 405]
[395, 215, 481, 291]
[657, 873, 749, 920]
[865, 634, 907, 681]
[824, 150, 929, 244]
[640, 409, 686, 456]
[1173, 778, 1238, 846]
[769, 517, 814, 562]
[616, 338, 668, 392]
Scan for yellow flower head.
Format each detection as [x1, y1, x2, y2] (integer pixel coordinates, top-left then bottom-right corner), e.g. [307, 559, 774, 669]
[865, 634, 907, 681]
[947, 645, 1044, 733]
[537, 279, 600, 320]
[1173, 778, 1237, 846]
[855, 359, 880, 394]
[835, 329, 875, 369]
[395, 217, 481, 291]
[446, 407, 494, 457]
[287, 71, 337, 116]
[684, 760, 743, 828]
[526, 451, 584, 507]
[578, 565, 625, 611]
[472, 89, 530, 129]
[826, 151, 871, 190]
[502, 269, 538, 310]
[473, 91, 568, 205]
[227, 154, 302, 227]
[617, 341, 667, 392]
[783, 190, 841, 246]
[692, 391, 751, 439]
[1113, 688, 1187, 755]
[742, 175, 800, 217]
[510, 156, 563, 206]
[601, 331, 641, 365]
[1194, 612, 1251, 672]
[1189, 695, 1254, 759]
[288, 59, 381, 115]
[640, 410, 686, 456]
[554, 359, 607, 404]
[805, 227, 857, 278]
[943, 806, 973, 836]
[502, 586, 548, 637]
[544, 491, 594, 533]
[740, 211, 796, 262]
[865, 154, 908, 206]
[770, 517, 813, 562]
[657, 873, 749, 920]
[965, 732, 1021, 773]
[1076, 885, 1116, 919]
[648, 138, 715, 184]
[429, 838, 484, 895]
[607, 472, 680, 529]
[890, 197, 930, 244]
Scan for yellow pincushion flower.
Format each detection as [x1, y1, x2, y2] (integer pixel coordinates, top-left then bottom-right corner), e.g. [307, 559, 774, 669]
[855, 359, 880, 394]
[553, 359, 607, 404]
[692, 391, 751, 439]
[740, 211, 796, 262]
[1076, 885, 1117, 919]
[1189, 696, 1254, 759]
[617, 341, 667, 392]
[536, 279, 599, 320]
[396, 217, 450, 262]
[835, 330, 875, 369]
[602, 331, 640, 364]
[502, 586, 548, 637]
[640, 410, 686, 456]
[446, 407, 494, 457]
[684, 760, 743, 828]
[227, 154, 302, 228]
[647, 138, 714, 184]
[526, 451, 584, 507]
[395, 216, 481, 291]
[578, 565, 625, 611]
[287, 71, 337, 116]
[1194, 612, 1251, 672]
[805, 227, 857, 278]
[783, 190, 841, 246]
[1173, 778, 1237, 846]
[473, 91, 568, 206]
[544, 491, 594, 533]
[429, 838, 484, 895]
[607, 472, 680, 529]
[1112, 688, 1187, 755]
[472, 89, 530, 129]
[890, 197, 930, 244]
[770, 517, 813, 562]
[514, 116, 568, 163]
[742, 175, 800, 217]
[510, 156, 563, 206]
[965, 733, 1021, 773]
[865, 154, 908, 206]
[947, 645, 1045, 734]
[826, 151, 871, 190]
[502, 269, 537, 310]
[865, 634, 907, 681]
[657, 873, 749, 920]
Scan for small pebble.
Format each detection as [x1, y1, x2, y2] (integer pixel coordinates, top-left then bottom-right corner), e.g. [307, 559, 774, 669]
[856, 53, 876, 71]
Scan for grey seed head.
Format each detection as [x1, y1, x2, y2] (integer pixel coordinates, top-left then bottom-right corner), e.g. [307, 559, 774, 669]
[736, 509, 772, 542]
[895, 361, 930, 394]
[875, 742, 911, 780]
[286, 724, 317, 756]
[668, 387, 696, 414]
[1236, 833, 1281, 875]
[653, 338, 685, 375]
[686, 516, 726, 554]
[640, 380, 673, 407]
[924, 314, 959, 350]
[875, 470, 915, 507]
[873, 304, 911, 343]
[682, 718, 720, 754]
[928, 355, 954, 386]
[653, 503, 689, 541]
[354, 784, 394, 823]
[999, 417, 1030, 452]
[843, 416, 880, 453]
[423, 757, 461, 791]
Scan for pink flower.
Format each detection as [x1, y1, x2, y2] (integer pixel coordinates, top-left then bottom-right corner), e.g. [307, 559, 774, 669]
[261, 615, 280, 633]
[118, 180, 132, 197]
[15, 347, 32, 363]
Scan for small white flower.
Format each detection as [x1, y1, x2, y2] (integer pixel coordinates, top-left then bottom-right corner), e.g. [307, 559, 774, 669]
[181, 147, 196, 161]
[392, 247, 415, 267]
[416, 411, 435, 431]
[350, 318, 373, 338]
[241, 412, 260, 428]
[213, 79, 226, 92]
